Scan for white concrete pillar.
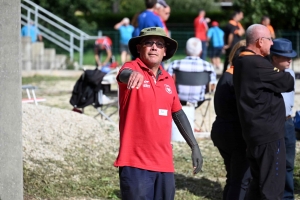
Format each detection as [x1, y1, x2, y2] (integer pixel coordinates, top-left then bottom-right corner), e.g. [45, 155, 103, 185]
[0, 0, 23, 199]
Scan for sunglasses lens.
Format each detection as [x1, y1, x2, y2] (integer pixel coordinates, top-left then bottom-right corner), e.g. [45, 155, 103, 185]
[156, 42, 164, 48]
[144, 41, 153, 47]
[142, 41, 165, 49]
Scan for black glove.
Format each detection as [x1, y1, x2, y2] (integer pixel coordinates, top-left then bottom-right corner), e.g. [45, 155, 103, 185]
[172, 109, 203, 174]
[191, 144, 203, 174]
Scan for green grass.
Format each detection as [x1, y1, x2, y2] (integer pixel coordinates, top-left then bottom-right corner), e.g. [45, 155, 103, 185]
[23, 139, 300, 200]
[23, 140, 225, 200]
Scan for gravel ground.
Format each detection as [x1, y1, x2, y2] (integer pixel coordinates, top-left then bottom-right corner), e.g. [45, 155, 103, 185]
[23, 102, 121, 200]
[22, 103, 119, 173]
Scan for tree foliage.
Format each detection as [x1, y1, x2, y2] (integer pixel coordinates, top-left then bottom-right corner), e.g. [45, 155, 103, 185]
[27, 0, 219, 32]
[25, 0, 299, 30]
[233, 0, 300, 30]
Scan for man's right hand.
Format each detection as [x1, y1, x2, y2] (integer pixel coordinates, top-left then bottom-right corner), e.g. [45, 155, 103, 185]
[127, 71, 144, 89]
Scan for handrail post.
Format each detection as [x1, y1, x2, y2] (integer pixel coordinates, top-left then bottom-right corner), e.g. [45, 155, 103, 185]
[34, 5, 38, 25]
[70, 33, 74, 61]
[27, 9, 31, 25]
[79, 33, 84, 69]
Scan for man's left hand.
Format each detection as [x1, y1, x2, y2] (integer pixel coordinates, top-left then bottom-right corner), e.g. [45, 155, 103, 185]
[191, 145, 203, 174]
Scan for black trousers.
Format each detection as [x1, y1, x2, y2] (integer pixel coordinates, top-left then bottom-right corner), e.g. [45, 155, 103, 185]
[245, 138, 286, 200]
[217, 147, 252, 200]
[119, 166, 175, 200]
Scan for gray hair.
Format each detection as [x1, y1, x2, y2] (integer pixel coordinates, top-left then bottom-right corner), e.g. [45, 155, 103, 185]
[186, 37, 202, 56]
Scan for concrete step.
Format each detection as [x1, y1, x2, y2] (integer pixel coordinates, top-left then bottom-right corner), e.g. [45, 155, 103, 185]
[55, 54, 67, 69]
[22, 37, 32, 70]
[31, 42, 44, 70]
[44, 48, 56, 69]
[21, 37, 67, 70]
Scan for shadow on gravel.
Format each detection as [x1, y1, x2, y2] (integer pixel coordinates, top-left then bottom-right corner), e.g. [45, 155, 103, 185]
[175, 173, 223, 200]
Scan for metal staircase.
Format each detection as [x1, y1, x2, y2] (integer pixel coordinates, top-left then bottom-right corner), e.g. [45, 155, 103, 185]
[21, 0, 99, 68]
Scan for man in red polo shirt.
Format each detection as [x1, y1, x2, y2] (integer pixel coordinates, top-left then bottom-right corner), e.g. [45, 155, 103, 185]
[114, 27, 203, 200]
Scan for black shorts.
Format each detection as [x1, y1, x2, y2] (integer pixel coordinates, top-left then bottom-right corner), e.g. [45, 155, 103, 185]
[210, 47, 223, 58]
[120, 43, 130, 53]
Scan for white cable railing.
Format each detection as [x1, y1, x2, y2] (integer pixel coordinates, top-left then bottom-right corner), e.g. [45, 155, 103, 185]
[21, 0, 99, 68]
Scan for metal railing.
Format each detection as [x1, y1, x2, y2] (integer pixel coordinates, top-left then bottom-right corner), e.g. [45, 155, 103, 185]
[21, 0, 99, 68]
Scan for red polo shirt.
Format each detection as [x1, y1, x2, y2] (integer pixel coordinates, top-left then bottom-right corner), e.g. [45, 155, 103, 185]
[194, 16, 208, 41]
[114, 58, 182, 172]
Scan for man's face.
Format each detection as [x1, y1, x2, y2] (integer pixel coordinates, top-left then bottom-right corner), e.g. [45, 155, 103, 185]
[238, 12, 244, 21]
[137, 36, 166, 68]
[257, 28, 273, 56]
[156, 7, 165, 19]
[263, 18, 270, 26]
[273, 55, 292, 70]
[262, 37, 273, 56]
[162, 6, 171, 21]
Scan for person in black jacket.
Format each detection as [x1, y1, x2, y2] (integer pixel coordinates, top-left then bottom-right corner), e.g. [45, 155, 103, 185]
[223, 10, 244, 74]
[211, 39, 251, 200]
[233, 24, 294, 199]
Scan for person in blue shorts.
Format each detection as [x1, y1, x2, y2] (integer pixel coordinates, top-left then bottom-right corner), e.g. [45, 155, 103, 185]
[207, 21, 224, 69]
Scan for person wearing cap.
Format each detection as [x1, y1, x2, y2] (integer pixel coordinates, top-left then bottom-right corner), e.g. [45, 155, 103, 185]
[114, 27, 203, 200]
[211, 40, 252, 200]
[194, 9, 210, 61]
[233, 24, 294, 199]
[167, 37, 216, 109]
[154, 0, 170, 36]
[114, 18, 134, 64]
[207, 21, 224, 69]
[138, 0, 164, 34]
[269, 38, 297, 200]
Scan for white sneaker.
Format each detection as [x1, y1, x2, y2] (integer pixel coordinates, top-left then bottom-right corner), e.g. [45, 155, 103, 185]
[102, 94, 115, 104]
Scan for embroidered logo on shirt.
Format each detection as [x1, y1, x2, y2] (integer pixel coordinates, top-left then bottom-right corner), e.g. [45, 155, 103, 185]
[143, 80, 150, 88]
[164, 84, 172, 94]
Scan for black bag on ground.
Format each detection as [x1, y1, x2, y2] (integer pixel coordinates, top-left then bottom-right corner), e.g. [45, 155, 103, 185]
[69, 69, 106, 108]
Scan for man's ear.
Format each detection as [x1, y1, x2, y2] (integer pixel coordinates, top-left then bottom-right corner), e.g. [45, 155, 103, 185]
[256, 38, 263, 48]
[164, 47, 166, 56]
